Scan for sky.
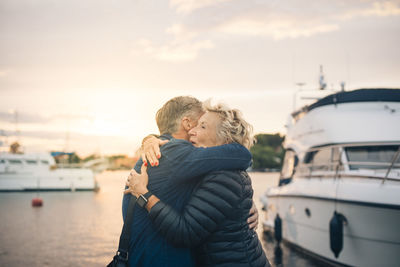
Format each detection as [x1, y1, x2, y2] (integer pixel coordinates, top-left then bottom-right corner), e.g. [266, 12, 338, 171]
[0, 0, 400, 156]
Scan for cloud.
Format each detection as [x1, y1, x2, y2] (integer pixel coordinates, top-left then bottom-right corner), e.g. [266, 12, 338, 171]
[206, 0, 400, 39]
[339, 1, 400, 19]
[170, 0, 400, 38]
[166, 24, 197, 41]
[0, 110, 93, 124]
[0, 69, 11, 77]
[170, 0, 233, 15]
[134, 24, 215, 62]
[0, 111, 50, 124]
[1, 129, 66, 140]
[216, 17, 340, 40]
[135, 38, 214, 62]
[137, 0, 400, 60]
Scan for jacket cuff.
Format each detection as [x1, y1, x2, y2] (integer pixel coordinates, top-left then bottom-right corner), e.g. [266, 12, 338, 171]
[148, 200, 165, 221]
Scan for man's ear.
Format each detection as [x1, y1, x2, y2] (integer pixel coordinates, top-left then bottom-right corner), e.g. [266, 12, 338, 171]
[182, 117, 191, 131]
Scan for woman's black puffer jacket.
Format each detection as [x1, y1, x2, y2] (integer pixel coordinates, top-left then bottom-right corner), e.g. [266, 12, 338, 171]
[148, 170, 269, 267]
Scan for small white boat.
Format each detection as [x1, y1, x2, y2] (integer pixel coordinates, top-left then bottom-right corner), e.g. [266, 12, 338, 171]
[0, 151, 97, 191]
[260, 88, 400, 266]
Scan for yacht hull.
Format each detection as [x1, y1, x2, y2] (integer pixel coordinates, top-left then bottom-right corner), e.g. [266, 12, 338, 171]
[262, 179, 400, 266]
[0, 169, 96, 191]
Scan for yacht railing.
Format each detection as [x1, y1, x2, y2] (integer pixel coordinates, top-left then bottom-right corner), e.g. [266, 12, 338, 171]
[295, 145, 400, 183]
[55, 163, 87, 169]
[346, 161, 400, 167]
[297, 161, 400, 182]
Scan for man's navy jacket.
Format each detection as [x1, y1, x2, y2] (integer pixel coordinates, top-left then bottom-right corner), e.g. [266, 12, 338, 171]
[121, 134, 251, 267]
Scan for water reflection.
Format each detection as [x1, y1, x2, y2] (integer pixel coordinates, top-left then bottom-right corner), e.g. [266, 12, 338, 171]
[261, 231, 326, 267]
[0, 171, 326, 267]
[0, 171, 128, 267]
[274, 244, 283, 266]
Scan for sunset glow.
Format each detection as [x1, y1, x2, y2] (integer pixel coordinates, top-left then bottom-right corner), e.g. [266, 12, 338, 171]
[1, 0, 399, 156]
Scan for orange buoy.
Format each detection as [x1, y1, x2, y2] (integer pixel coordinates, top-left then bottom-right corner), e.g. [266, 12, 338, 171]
[32, 197, 43, 207]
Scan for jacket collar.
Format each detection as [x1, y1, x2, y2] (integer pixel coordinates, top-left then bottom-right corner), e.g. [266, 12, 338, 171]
[160, 134, 173, 140]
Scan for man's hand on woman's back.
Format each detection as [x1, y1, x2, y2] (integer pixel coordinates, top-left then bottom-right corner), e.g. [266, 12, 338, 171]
[248, 201, 259, 231]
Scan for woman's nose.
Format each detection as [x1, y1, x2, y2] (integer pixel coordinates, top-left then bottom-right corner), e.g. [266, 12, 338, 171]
[189, 129, 196, 136]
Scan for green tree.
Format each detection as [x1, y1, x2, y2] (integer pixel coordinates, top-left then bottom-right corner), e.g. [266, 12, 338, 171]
[250, 133, 285, 170]
[107, 154, 126, 161]
[255, 133, 284, 148]
[83, 154, 100, 162]
[68, 153, 81, 164]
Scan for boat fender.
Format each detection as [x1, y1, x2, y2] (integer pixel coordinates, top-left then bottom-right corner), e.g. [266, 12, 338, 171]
[274, 214, 282, 243]
[329, 211, 347, 258]
[32, 197, 43, 207]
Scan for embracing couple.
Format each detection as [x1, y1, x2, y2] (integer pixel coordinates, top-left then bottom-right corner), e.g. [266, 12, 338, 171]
[120, 96, 269, 267]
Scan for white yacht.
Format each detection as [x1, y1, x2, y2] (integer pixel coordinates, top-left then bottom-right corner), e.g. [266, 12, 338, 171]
[260, 88, 400, 266]
[0, 151, 97, 191]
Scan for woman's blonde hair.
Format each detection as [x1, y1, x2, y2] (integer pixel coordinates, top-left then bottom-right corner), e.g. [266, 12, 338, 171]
[203, 100, 254, 149]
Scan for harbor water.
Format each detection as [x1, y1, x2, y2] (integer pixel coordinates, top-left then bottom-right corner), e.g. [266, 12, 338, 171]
[0, 171, 323, 267]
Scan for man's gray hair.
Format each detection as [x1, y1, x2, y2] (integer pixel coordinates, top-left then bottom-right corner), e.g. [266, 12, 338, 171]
[156, 96, 204, 135]
[203, 100, 254, 149]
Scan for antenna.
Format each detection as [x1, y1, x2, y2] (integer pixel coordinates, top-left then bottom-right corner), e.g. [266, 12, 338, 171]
[340, 82, 345, 91]
[319, 65, 327, 90]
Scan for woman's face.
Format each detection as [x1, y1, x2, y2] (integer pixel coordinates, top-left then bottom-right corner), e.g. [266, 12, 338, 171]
[189, 112, 224, 148]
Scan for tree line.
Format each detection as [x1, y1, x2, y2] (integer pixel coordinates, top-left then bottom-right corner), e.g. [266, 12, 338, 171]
[250, 133, 285, 171]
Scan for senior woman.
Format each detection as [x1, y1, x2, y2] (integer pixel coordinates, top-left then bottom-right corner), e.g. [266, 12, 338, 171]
[126, 102, 269, 267]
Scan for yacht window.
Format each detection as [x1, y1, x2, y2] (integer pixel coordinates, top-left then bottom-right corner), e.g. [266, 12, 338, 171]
[280, 150, 298, 179]
[304, 151, 316, 164]
[26, 160, 38, 164]
[41, 160, 49, 165]
[345, 145, 400, 170]
[8, 159, 23, 164]
[313, 149, 331, 171]
[304, 148, 331, 171]
[0, 159, 5, 164]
